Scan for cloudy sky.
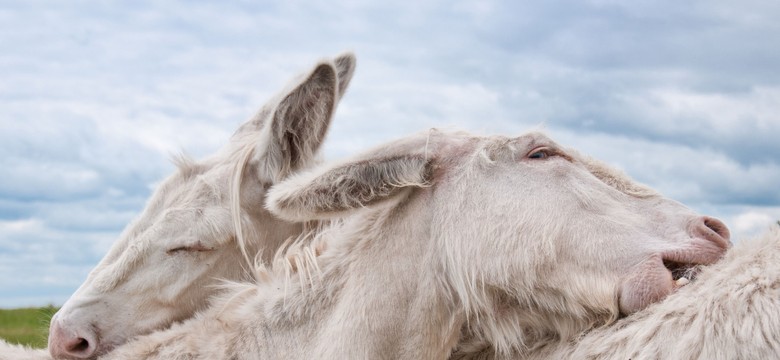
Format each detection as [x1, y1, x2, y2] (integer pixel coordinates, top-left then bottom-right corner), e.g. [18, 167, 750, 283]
[1, 0, 779, 307]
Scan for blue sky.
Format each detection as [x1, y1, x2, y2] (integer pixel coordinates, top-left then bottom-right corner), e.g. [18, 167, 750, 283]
[1, 0, 779, 307]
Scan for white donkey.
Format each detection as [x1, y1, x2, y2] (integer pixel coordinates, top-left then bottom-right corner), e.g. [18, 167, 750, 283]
[46, 53, 356, 359]
[94, 129, 728, 359]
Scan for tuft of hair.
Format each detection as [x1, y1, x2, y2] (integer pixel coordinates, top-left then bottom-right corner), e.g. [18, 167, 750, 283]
[171, 152, 204, 178]
[270, 221, 331, 295]
[229, 140, 260, 268]
[450, 284, 619, 357]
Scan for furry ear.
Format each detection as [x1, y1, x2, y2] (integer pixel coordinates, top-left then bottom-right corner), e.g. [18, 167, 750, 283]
[236, 52, 356, 184]
[266, 155, 432, 221]
[256, 62, 338, 182]
[333, 52, 357, 99]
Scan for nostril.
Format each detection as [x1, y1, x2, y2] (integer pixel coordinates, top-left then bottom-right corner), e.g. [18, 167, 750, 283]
[58, 334, 97, 359]
[66, 337, 90, 353]
[700, 216, 731, 248]
[49, 320, 99, 359]
[704, 217, 730, 240]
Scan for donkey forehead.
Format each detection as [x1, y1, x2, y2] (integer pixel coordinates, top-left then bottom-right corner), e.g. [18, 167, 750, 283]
[155, 161, 231, 208]
[423, 130, 558, 160]
[131, 163, 233, 248]
[89, 163, 231, 289]
[424, 130, 657, 198]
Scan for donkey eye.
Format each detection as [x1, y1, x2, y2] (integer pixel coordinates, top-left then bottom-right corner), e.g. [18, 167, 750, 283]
[527, 147, 554, 160]
[166, 243, 215, 255]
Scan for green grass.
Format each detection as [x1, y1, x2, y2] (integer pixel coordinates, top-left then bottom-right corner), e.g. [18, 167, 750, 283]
[0, 306, 58, 349]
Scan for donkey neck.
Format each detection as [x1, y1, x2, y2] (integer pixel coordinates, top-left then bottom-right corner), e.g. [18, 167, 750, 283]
[327, 206, 463, 358]
[238, 161, 304, 265]
[264, 194, 465, 359]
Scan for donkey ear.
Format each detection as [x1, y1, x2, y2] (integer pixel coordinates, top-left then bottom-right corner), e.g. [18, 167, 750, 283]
[333, 52, 356, 99]
[255, 62, 338, 183]
[266, 155, 432, 221]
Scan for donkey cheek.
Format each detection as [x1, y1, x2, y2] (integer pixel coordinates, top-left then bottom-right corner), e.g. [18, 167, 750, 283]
[618, 256, 674, 315]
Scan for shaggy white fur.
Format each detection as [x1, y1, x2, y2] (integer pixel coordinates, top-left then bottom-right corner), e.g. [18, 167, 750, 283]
[0, 340, 49, 360]
[451, 226, 780, 359]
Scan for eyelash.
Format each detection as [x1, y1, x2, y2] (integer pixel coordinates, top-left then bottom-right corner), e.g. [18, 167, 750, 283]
[166, 244, 215, 255]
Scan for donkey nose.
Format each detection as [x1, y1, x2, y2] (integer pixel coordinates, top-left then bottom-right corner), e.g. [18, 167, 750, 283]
[49, 319, 98, 359]
[692, 216, 731, 249]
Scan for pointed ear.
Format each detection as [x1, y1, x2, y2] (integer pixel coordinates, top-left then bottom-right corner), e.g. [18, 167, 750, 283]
[266, 155, 432, 221]
[333, 52, 356, 99]
[256, 62, 338, 182]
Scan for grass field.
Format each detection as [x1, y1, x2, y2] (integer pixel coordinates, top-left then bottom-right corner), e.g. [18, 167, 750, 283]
[0, 306, 58, 349]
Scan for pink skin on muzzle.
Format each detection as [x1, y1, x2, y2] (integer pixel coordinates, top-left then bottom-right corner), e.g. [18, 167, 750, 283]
[619, 216, 731, 314]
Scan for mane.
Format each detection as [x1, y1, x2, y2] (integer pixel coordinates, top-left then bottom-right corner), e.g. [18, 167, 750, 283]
[264, 218, 347, 288]
[165, 126, 264, 272]
[229, 135, 259, 268]
[196, 221, 327, 332]
[250, 212, 382, 325]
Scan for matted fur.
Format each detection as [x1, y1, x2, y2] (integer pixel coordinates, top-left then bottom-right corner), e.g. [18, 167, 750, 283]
[81, 129, 727, 359]
[450, 226, 780, 360]
[46, 52, 356, 358]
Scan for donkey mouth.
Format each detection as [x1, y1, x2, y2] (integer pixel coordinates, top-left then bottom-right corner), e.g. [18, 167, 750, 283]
[619, 245, 726, 315]
[663, 259, 699, 287]
[661, 241, 726, 288]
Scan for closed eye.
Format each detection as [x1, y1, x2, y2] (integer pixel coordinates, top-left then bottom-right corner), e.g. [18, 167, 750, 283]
[166, 243, 215, 255]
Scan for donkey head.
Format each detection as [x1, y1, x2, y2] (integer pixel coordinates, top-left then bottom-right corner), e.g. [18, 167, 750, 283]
[267, 129, 730, 355]
[48, 53, 356, 359]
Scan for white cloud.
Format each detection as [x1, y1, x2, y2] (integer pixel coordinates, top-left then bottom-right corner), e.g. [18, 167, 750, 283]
[549, 128, 780, 206]
[732, 211, 779, 238]
[0, 0, 779, 307]
[610, 86, 780, 163]
[0, 218, 114, 306]
[645, 87, 780, 132]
